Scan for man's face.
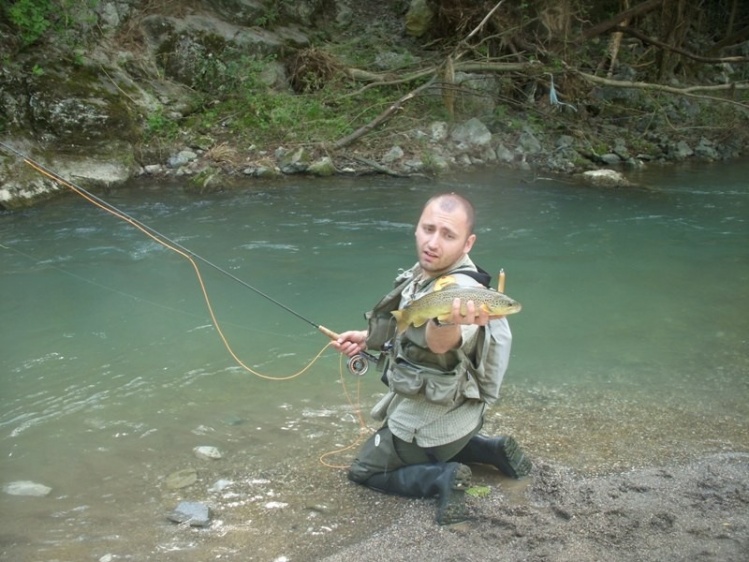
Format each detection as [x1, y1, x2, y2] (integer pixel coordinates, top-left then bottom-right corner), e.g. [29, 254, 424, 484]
[415, 197, 476, 277]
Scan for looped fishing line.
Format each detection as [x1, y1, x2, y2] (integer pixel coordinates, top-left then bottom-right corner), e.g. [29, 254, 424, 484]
[23, 158, 331, 381]
[318, 354, 371, 469]
[3, 149, 373, 467]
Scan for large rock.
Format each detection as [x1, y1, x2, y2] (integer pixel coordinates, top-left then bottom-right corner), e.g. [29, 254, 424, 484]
[581, 169, 633, 188]
[0, 139, 136, 209]
[21, 64, 140, 147]
[450, 118, 492, 149]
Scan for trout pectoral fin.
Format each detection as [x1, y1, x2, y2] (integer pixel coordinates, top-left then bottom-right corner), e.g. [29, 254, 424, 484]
[435, 312, 453, 324]
[391, 309, 410, 334]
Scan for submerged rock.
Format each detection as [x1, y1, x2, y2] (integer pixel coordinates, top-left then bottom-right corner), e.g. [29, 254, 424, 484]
[193, 446, 222, 460]
[3, 480, 52, 497]
[168, 501, 212, 527]
[208, 479, 234, 493]
[165, 468, 198, 489]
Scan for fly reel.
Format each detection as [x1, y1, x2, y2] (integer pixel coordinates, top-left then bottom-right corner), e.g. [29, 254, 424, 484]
[346, 354, 369, 376]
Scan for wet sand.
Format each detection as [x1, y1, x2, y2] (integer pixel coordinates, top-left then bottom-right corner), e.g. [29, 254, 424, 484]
[317, 452, 749, 562]
[6, 384, 746, 561]
[144, 382, 748, 562]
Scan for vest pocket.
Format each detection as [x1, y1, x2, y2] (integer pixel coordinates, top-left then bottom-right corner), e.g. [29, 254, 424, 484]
[422, 371, 462, 406]
[388, 356, 462, 406]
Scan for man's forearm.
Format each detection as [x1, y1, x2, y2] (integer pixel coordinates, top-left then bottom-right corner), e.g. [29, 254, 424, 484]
[425, 320, 462, 354]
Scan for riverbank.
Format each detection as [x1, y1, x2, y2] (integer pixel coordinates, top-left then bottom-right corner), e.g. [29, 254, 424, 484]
[314, 453, 749, 562]
[1, 1, 748, 208]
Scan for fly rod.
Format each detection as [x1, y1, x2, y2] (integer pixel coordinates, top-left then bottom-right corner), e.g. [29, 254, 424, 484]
[0, 141, 377, 373]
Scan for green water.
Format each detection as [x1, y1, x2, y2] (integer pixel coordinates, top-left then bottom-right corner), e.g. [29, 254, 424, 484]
[1, 164, 747, 560]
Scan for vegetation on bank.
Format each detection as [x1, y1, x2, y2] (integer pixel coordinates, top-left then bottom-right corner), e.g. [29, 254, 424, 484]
[1, 0, 749, 175]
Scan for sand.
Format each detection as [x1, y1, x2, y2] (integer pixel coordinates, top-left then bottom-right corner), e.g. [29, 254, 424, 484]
[316, 452, 749, 561]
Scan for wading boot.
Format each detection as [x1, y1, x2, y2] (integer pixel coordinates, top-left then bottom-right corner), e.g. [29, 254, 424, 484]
[362, 462, 472, 525]
[451, 435, 532, 478]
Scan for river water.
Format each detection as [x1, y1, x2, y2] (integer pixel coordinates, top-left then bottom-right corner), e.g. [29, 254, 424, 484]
[1, 163, 747, 561]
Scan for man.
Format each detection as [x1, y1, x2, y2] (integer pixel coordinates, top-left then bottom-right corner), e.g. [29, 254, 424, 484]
[333, 192, 530, 525]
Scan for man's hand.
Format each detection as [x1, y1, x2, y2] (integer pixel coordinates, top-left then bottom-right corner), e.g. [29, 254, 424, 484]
[332, 330, 368, 358]
[426, 298, 504, 354]
[445, 297, 504, 326]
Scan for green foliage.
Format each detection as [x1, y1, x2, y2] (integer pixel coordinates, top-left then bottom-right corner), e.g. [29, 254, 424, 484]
[7, 0, 53, 45]
[148, 37, 446, 150]
[255, 4, 280, 28]
[186, 88, 354, 146]
[5, 0, 101, 47]
[145, 109, 180, 141]
[466, 485, 491, 498]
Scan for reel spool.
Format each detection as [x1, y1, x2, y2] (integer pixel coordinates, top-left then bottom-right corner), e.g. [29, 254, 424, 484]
[346, 354, 369, 376]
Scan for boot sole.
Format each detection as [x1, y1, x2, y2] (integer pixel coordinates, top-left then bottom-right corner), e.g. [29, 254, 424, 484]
[437, 463, 472, 525]
[497, 436, 532, 478]
[451, 463, 473, 489]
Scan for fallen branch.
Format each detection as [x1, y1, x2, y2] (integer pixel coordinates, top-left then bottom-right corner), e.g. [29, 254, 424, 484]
[333, 1, 513, 150]
[332, 79, 435, 150]
[345, 61, 537, 88]
[572, 69, 749, 109]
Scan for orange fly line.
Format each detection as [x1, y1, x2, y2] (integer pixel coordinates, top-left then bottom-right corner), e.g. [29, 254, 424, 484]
[14, 154, 370, 468]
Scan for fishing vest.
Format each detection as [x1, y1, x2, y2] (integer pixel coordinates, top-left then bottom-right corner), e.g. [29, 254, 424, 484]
[364, 262, 512, 407]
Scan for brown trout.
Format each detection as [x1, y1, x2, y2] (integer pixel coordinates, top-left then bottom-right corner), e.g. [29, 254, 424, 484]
[391, 285, 522, 333]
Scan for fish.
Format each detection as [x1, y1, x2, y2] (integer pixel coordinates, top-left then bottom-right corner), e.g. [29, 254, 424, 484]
[391, 284, 522, 334]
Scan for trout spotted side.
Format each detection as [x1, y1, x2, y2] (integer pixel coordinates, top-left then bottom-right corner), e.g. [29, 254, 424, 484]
[391, 285, 522, 334]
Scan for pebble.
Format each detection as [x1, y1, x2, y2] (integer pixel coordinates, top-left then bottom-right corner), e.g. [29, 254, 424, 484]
[265, 501, 288, 509]
[208, 479, 234, 493]
[193, 446, 222, 460]
[3, 480, 52, 497]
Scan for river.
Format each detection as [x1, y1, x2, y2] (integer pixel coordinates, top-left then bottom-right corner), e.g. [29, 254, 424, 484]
[1, 162, 747, 561]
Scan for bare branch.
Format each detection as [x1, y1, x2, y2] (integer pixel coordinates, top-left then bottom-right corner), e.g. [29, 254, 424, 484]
[332, 79, 436, 150]
[572, 69, 749, 109]
[613, 25, 749, 64]
[463, 0, 507, 45]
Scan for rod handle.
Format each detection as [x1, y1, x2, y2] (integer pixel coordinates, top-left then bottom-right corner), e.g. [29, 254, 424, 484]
[318, 325, 340, 341]
[498, 269, 506, 293]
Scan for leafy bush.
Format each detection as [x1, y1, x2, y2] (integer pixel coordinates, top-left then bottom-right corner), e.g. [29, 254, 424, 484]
[5, 0, 100, 47]
[6, 0, 53, 45]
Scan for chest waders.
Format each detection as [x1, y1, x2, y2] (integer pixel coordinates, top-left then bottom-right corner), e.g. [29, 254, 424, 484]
[360, 453, 473, 526]
[351, 265, 482, 525]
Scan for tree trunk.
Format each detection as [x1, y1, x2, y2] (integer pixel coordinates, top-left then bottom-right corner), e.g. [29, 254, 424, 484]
[657, 0, 688, 79]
